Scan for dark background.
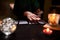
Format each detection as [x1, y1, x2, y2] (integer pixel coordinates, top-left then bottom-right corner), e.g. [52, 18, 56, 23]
[0, 0, 60, 21]
[0, 0, 45, 21]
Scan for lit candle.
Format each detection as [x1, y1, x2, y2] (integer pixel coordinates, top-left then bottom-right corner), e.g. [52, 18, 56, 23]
[43, 28, 52, 35]
[48, 13, 59, 25]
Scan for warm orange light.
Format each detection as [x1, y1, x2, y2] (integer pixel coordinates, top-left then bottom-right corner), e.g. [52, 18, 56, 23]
[10, 25, 16, 32]
[46, 28, 50, 32]
[43, 28, 52, 35]
[48, 13, 59, 25]
[52, 14, 56, 19]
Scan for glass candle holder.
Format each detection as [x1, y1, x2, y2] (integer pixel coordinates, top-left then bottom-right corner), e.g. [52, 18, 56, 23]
[48, 13, 60, 25]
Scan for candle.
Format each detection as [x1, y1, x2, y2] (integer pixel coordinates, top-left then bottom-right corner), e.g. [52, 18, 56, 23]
[48, 13, 59, 25]
[43, 28, 52, 35]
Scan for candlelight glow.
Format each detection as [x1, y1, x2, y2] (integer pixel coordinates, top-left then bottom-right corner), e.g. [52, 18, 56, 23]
[10, 25, 16, 32]
[52, 14, 56, 20]
[43, 28, 52, 35]
[48, 13, 59, 25]
[46, 28, 50, 32]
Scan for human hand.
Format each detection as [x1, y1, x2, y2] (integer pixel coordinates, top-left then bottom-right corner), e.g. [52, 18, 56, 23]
[24, 11, 41, 21]
[9, 3, 14, 10]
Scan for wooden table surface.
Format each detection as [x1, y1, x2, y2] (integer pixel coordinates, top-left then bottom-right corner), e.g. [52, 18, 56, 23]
[0, 24, 60, 40]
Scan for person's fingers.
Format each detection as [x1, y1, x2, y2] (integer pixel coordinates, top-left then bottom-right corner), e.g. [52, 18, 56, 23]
[28, 17, 32, 21]
[31, 17, 36, 20]
[35, 17, 40, 21]
[27, 14, 35, 21]
[27, 15, 32, 21]
[27, 13, 41, 21]
[30, 14, 40, 21]
[32, 14, 40, 20]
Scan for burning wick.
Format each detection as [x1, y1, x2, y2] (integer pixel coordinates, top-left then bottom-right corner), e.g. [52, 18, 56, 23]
[43, 28, 52, 35]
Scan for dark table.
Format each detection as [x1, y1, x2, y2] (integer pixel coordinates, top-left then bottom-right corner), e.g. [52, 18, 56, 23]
[0, 21, 60, 40]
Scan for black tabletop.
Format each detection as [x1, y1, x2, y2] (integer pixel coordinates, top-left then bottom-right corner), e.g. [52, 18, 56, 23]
[0, 21, 60, 40]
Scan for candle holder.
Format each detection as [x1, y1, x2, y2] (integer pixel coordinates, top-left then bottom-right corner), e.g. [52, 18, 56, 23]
[48, 13, 60, 26]
[43, 28, 52, 35]
[43, 13, 60, 30]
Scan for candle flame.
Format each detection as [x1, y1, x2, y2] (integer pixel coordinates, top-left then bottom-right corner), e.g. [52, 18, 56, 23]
[52, 14, 56, 19]
[46, 28, 50, 32]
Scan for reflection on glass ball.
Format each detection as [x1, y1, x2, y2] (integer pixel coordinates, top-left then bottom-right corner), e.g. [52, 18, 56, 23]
[1, 17, 17, 38]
